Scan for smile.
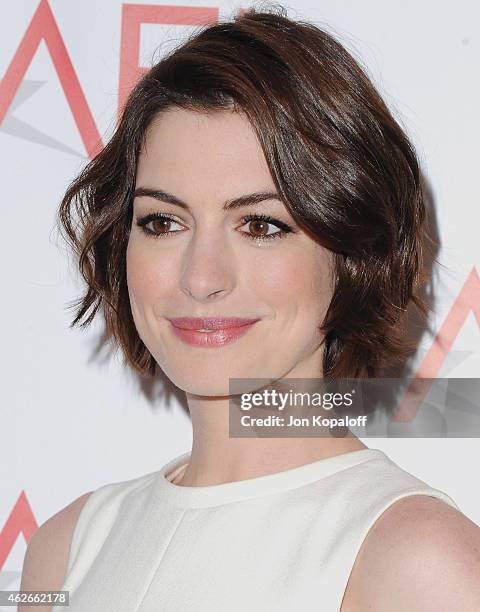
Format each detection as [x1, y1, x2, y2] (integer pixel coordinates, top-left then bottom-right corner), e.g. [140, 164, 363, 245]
[166, 319, 259, 348]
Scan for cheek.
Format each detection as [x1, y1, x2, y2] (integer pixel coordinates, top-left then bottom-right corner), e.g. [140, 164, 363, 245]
[126, 244, 151, 307]
[256, 247, 334, 316]
[126, 241, 173, 299]
[126, 241, 175, 315]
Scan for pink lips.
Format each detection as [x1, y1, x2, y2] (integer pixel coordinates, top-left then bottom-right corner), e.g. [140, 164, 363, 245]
[166, 317, 260, 348]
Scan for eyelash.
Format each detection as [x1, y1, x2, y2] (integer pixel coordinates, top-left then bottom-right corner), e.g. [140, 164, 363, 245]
[135, 212, 294, 242]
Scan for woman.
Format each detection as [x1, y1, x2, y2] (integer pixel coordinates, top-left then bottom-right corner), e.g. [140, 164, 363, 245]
[20, 6, 480, 611]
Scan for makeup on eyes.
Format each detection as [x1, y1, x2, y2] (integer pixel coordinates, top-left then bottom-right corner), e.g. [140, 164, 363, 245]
[134, 211, 296, 243]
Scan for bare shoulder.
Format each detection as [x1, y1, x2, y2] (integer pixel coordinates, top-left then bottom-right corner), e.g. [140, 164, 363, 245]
[341, 494, 480, 612]
[18, 491, 93, 611]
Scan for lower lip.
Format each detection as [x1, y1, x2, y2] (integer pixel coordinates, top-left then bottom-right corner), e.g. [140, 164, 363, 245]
[168, 322, 258, 348]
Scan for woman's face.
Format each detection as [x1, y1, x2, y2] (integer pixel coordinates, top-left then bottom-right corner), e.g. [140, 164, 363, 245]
[126, 107, 335, 396]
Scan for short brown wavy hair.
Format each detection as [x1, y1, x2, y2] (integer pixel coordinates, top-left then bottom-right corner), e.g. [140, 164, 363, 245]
[57, 5, 429, 381]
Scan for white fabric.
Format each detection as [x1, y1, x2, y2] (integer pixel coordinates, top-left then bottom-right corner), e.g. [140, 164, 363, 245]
[54, 448, 459, 611]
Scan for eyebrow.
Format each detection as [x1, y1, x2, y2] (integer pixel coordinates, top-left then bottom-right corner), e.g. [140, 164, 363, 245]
[132, 187, 283, 211]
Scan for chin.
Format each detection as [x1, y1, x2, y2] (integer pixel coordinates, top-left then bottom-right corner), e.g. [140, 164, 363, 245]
[174, 377, 234, 398]
[164, 364, 267, 398]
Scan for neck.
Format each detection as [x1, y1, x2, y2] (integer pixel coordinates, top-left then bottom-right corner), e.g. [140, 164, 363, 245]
[175, 392, 367, 487]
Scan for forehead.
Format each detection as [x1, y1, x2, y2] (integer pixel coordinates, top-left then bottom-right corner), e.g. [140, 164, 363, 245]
[136, 107, 275, 192]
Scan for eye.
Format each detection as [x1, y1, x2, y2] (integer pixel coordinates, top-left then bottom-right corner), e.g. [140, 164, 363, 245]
[135, 212, 294, 242]
[238, 213, 293, 242]
[135, 213, 185, 238]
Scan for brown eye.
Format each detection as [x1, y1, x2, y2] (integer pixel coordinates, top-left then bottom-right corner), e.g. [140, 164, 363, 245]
[238, 213, 292, 241]
[150, 218, 171, 234]
[136, 214, 184, 239]
[248, 219, 272, 238]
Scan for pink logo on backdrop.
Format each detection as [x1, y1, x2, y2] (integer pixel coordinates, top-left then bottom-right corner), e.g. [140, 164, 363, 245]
[118, 4, 220, 120]
[0, 0, 102, 157]
[0, 0, 226, 159]
[393, 267, 480, 422]
[0, 492, 37, 569]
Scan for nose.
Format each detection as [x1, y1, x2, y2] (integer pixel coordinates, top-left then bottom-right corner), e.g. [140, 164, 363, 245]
[179, 231, 235, 302]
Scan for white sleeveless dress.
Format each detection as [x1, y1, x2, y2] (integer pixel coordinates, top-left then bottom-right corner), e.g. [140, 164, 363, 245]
[53, 448, 459, 611]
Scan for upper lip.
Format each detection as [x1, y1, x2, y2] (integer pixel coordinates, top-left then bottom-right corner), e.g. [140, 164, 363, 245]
[166, 317, 260, 330]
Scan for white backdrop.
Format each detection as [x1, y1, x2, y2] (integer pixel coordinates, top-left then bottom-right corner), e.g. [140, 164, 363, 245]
[1, 0, 479, 597]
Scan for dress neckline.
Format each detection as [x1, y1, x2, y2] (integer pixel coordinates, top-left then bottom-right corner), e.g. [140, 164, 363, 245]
[157, 447, 386, 508]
